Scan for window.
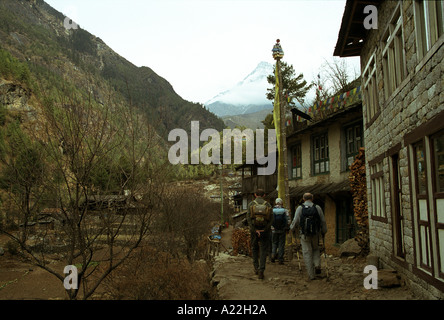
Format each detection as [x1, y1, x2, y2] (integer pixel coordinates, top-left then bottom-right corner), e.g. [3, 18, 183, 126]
[345, 122, 364, 169]
[406, 120, 444, 285]
[414, 142, 427, 195]
[412, 140, 433, 271]
[291, 143, 302, 179]
[431, 131, 444, 279]
[362, 53, 379, 124]
[382, 6, 407, 99]
[433, 132, 444, 193]
[390, 151, 405, 259]
[370, 161, 386, 219]
[312, 132, 329, 175]
[414, 0, 444, 60]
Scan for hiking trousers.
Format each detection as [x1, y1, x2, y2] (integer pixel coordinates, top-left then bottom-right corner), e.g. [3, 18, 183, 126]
[300, 233, 321, 279]
[251, 230, 271, 272]
[271, 231, 286, 262]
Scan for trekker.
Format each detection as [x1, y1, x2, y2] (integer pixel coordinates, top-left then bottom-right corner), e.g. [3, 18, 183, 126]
[271, 198, 290, 265]
[290, 193, 327, 280]
[247, 189, 273, 279]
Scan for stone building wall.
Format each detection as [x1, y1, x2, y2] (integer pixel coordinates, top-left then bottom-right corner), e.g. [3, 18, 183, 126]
[360, 0, 444, 299]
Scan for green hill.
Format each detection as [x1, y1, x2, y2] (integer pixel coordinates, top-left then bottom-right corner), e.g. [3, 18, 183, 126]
[0, 0, 225, 139]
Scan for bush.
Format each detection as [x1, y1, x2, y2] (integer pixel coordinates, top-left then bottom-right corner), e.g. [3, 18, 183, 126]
[5, 240, 19, 255]
[104, 246, 216, 300]
[0, 49, 31, 86]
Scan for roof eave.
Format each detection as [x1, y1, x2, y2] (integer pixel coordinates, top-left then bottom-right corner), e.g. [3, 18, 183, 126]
[333, 0, 380, 57]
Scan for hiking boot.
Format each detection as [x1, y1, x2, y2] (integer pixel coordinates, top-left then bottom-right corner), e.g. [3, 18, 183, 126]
[315, 267, 321, 275]
[258, 271, 264, 279]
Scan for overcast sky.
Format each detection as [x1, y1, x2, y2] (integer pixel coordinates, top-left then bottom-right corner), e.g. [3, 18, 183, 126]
[45, 0, 360, 104]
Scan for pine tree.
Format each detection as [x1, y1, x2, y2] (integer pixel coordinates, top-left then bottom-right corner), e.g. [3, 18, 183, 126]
[266, 61, 313, 106]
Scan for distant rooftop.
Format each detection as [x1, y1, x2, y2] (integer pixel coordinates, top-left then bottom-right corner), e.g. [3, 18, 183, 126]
[290, 86, 362, 136]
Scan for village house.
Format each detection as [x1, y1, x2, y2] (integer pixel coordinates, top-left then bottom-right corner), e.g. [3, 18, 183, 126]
[234, 154, 278, 209]
[334, 0, 444, 299]
[234, 87, 363, 251]
[283, 87, 363, 249]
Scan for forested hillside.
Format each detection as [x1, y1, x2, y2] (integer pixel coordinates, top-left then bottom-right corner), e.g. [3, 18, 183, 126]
[0, 0, 225, 139]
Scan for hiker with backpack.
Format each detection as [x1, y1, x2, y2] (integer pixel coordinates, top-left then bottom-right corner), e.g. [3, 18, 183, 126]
[247, 189, 273, 280]
[270, 198, 290, 265]
[290, 193, 327, 280]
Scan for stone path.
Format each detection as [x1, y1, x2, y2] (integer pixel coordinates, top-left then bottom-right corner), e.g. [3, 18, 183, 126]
[211, 225, 419, 300]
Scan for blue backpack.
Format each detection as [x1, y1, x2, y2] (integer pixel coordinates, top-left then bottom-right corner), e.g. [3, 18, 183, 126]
[272, 207, 287, 230]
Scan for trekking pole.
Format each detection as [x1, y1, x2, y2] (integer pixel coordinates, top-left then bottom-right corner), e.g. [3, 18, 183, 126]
[295, 237, 302, 272]
[286, 230, 293, 261]
[322, 234, 329, 280]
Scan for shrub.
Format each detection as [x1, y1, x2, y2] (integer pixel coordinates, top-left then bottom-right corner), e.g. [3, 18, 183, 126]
[5, 240, 19, 255]
[103, 246, 216, 300]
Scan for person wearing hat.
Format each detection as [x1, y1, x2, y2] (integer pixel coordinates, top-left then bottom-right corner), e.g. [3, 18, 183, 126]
[247, 189, 273, 279]
[270, 198, 291, 264]
[290, 193, 327, 280]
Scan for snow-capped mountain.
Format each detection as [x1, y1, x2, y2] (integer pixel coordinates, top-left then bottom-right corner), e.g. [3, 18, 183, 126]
[205, 61, 274, 117]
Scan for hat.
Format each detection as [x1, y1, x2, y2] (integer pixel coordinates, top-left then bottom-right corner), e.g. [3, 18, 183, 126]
[275, 198, 283, 204]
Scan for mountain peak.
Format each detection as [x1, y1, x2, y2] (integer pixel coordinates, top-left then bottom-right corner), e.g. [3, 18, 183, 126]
[238, 61, 274, 86]
[205, 61, 274, 115]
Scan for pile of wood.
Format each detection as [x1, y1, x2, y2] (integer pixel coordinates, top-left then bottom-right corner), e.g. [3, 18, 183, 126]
[349, 147, 369, 254]
[231, 227, 251, 256]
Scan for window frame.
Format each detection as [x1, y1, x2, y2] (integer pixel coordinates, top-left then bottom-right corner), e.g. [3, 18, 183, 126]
[344, 121, 364, 170]
[362, 52, 380, 127]
[369, 157, 387, 222]
[405, 112, 444, 290]
[430, 130, 444, 280]
[381, 4, 407, 100]
[291, 143, 302, 180]
[414, 0, 444, 60]
[312, 132, 329, 176]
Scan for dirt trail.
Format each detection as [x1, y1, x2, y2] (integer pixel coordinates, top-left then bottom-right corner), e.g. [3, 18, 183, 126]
[212, 225, 419, 300]
[0, 224, 420, 300]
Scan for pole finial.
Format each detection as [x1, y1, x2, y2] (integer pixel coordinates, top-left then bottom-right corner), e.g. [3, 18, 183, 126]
[272, 39, 284, 60]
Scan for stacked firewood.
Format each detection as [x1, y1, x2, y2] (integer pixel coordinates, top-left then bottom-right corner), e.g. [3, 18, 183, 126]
[349, 147, 369, 254]
[231, 227, 252, 256]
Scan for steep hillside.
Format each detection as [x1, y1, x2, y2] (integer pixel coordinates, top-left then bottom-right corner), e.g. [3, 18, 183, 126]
[222, 108, 273, 129]
[0, 0, 225, 138]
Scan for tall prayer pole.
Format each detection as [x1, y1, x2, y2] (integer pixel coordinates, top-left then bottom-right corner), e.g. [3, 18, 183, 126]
[272, 39, 290, 209]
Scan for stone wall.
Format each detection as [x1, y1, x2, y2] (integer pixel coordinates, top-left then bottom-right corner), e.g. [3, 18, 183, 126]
[360, 0, 444, 299]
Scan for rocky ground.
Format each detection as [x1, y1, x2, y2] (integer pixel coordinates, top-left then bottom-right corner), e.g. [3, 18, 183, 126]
[211, 225, 420, 300]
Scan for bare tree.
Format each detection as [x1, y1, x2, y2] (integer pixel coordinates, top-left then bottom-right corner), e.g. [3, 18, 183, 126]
[318, 57, 360, 97]
[0, 85, 168, 299]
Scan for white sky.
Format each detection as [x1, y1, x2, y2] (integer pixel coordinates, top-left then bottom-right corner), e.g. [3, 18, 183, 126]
[45, 0, 360, 104]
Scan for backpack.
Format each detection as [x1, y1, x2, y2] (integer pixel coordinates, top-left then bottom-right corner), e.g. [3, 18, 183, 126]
[272, 207, 288, 230]
[250, 200, 271, 228]
[300, 205, 321, 236]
